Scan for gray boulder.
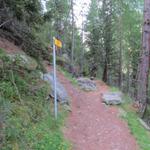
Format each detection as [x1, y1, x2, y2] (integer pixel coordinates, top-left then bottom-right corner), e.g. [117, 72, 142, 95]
[77, 77, 96, 91]
[102, 92, 123, 105]
[43, 73, 70, 104]
[7, 52, 38, 71]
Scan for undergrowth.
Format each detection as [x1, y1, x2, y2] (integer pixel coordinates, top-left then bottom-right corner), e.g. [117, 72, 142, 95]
[110, 87, 150, 150]
[0, 48, 70, 150]
[121, 99, 150, 150]
[58, 66, 78, 86]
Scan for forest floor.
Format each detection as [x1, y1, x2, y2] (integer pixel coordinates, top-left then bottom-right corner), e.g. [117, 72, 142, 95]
[46, 66, 139, 150]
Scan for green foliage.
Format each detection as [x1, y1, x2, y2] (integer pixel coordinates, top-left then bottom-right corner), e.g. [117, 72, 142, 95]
[0, 0, 42, 26]
[44, 0, 70, 45]
[109, 87, 150, 149]
[58, 66, 78, 86]
[0, 0, 49, 60]
[85, 0, 113, 79]
[25, 116, 70, 150]
[39, 0, 83, 69]
[110, 86, 120, 92]
[120, 96, 150, 150]
[85, 0, 143, 87]
[1, 0, 83, 69]
[0, 50, 69, 150]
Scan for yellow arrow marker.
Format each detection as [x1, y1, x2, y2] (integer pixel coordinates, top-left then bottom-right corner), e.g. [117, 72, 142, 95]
[54, 38, 62, 48]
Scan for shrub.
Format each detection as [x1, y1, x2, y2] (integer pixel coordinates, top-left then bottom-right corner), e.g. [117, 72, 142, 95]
[0, 50, 69, 150]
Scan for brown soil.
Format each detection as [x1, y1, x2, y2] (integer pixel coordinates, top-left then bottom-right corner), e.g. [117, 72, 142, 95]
[53, 69, 139, 150]
[0, 37, 22, 54]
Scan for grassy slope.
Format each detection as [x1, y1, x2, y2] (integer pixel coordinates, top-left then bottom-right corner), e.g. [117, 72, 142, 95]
[0, 48, 70, 150]
[58, 66, 78, 86]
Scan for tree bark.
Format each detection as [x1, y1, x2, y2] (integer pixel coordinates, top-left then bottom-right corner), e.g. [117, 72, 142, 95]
[71, 0, 75, 73]
[136, 0, 150, 117]
[102, 0, 112, 84]
[118, 16, 122, 88]
[102, 59, 108, 82]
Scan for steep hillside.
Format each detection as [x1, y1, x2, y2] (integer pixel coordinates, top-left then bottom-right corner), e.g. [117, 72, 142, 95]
[0, 39, 70, 150]
[0, 37, 22, 54]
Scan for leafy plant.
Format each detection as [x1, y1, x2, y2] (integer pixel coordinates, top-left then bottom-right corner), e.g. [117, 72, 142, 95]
[120, 95, 150, 150]
[0, 50, 70, 150]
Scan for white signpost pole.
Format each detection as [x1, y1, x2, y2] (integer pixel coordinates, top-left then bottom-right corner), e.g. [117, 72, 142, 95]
[53, 37, 58, 119]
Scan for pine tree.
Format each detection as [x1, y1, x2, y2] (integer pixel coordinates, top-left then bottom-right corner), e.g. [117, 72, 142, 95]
[136, 0, 150, 117]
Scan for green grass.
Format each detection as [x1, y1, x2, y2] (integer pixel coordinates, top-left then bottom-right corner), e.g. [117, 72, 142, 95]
[2, 104, 71, 150]
[109, 87, 150, 150]
[110, 86, 120, 92]
[24, 107, 71, 150]
[0, 50, 70, 150]
[58, 66, 78, 86]
[121, 103, 150, 150]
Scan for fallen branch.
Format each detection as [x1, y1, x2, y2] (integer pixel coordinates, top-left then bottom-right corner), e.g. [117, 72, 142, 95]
[10, 70, 24, 104]
[0, 19, 12, 28]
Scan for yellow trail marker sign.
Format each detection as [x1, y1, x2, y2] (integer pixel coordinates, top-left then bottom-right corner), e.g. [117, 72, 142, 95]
[54, 38, 62, 48]
[52, 37, 62, 119]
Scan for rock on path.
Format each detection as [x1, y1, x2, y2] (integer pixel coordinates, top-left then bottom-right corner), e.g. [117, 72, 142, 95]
[102, 92, 123, 105]
[77, 77, 96, 91]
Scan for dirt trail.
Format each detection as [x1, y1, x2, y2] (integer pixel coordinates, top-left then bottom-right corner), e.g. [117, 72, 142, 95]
[46, 66, 139, 150]
[60, 76, 138, 150]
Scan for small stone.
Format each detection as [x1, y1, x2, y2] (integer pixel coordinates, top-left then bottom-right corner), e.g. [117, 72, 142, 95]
[63, 104, 72, 112]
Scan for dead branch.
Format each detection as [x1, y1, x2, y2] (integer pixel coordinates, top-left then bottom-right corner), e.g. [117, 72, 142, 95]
[0, 19, 12, 28]
[10, 70, 24, 104]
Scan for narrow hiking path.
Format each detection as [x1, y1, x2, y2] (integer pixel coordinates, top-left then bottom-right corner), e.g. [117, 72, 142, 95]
[46, 66, 139, 150]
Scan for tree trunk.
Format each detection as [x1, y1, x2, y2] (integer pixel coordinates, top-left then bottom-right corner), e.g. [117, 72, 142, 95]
[80, 10, 84, 75]
[102, 0, 113, 84]
[126, 60, 130, 94]
[102, 60, 108, 82]
[118, 43, 122, 88]
[118, 17, 122, 88]
[71, 0, 75, 73]
[136, 0, 150, 117]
